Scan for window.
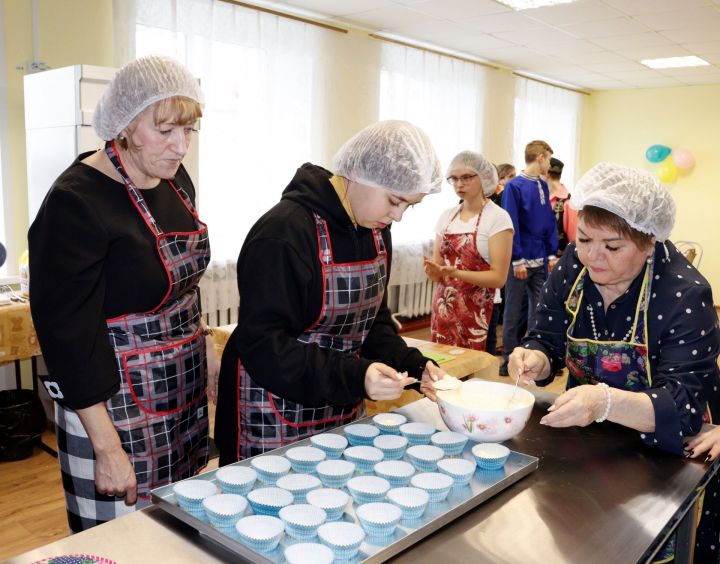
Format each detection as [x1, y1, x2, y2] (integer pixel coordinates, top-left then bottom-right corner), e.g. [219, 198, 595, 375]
[136, 0, 323, 262]
[379, 43, 488, 244]
[512, 77, 582, 185]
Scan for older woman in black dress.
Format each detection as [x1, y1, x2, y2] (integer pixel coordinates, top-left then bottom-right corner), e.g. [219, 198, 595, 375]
[30, 55, 216, 531]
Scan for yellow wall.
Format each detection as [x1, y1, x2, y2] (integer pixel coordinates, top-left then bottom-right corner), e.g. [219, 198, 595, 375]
[581, 84, 720, 295]
[2, 0, 113, 271]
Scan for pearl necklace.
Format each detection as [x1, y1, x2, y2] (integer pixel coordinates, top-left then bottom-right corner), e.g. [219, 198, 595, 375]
[586, 304, 634, 342]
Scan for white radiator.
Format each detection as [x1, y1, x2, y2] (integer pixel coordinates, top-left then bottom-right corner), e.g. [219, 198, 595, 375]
[199, 260, 240, 327]
[387, 240, 437, 320]
[199, 242, 437, 329]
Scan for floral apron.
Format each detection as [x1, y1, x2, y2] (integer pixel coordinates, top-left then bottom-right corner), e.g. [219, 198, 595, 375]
[233, 213, 387, 459]
[565, 262, 652, 391]
[56, 140, 211, 530]
[431, 206, 495, 351]
[565, 260, 677, 563]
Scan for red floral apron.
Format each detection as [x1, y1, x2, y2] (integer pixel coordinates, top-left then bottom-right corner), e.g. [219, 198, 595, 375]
[233, 213, 387, 459]
[103, 140, 211, 500]
[431, 206, 495, 351]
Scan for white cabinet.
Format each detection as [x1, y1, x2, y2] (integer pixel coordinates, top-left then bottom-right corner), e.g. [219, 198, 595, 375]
[24, 64, 199, 222]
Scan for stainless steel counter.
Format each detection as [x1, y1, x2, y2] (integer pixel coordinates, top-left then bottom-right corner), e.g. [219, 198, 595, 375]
[392, 391, 718, 564]
[9, 391, 718, 564]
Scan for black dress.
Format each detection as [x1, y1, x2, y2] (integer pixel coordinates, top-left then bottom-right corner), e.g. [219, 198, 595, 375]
[29, 152, 196, 409]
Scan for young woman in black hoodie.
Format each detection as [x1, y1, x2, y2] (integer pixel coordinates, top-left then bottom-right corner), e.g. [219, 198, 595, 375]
[215, 120, 446, 462]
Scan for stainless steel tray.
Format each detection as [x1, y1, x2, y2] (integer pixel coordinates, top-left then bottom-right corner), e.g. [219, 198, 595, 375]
[152, 417, 538, 563]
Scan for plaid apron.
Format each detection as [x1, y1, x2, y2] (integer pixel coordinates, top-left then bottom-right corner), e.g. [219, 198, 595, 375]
[233, 212, 387, 459]
[56, 140, 211, 532]
[431, 207, 495, 351]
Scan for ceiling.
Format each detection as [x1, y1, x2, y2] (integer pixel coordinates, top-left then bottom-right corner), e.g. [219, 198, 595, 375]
[268, 0, 720, 91]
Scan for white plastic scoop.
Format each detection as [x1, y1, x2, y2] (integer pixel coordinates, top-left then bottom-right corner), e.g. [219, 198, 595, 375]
[432, 375, 462, 391]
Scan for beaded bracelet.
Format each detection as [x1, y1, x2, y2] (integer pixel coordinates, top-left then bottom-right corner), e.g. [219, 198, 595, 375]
[595, 382, 612, 423]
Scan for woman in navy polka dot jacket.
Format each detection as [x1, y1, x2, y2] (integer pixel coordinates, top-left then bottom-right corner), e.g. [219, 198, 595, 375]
[508, 162, 719, 563]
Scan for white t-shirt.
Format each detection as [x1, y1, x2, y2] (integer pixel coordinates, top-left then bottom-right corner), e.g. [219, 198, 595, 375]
[434, 201, 514, 263]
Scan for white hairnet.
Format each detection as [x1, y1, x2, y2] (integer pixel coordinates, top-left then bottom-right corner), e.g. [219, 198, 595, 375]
[447, 151, 499, 197]
[570, 162, 676, 242]
[333, 120, 443, 195]
[93, 55, 203, 141]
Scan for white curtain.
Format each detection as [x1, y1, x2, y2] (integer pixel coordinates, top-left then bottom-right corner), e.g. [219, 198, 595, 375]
[135, 0, 325, 263]
[379, 43, 488, 245]
[512, 77, 582, 186]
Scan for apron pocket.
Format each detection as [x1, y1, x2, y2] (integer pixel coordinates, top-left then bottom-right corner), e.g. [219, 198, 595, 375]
[120, 331, 206, 415]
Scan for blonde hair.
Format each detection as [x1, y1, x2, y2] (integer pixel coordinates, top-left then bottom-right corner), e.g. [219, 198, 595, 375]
[118, 96, 202, 150]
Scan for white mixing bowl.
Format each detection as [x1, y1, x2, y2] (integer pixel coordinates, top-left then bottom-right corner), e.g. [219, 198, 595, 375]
[436, 379, 534, 442]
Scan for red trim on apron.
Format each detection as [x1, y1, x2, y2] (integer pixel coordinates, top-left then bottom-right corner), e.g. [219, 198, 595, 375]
[233, 213, 387, 460]
[101, 140, 211, 499]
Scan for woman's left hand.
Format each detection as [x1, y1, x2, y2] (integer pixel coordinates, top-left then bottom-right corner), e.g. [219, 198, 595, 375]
[540, 384, 606, 427]
[420, 361, 445, 402]
[686, 426, 720, 462]
[205, 335, 220, 405]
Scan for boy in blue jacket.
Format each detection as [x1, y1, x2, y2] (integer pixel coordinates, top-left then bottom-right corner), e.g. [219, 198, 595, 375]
[499, 140, 558, 375]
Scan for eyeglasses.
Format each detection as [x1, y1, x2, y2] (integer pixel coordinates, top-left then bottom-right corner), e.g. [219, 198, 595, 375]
[446, 174, 478, 186]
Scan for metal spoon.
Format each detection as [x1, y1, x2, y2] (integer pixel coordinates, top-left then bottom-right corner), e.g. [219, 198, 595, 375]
[507, 368, 523, 407]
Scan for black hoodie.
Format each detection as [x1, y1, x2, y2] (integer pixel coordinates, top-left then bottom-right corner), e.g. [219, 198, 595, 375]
[216, 163, 429, 415]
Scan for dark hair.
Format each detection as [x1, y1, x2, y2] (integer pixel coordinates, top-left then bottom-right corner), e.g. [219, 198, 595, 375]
[496, 163, 515, 179]
[578, 206, 655, 250]
[548, 157, 564, 180]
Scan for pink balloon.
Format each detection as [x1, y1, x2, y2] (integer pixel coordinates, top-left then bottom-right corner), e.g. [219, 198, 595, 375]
[671, 148, 695, 170]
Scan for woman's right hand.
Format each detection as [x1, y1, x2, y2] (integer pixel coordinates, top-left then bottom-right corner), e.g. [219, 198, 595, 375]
[94, 444, 138, 504]
[423, 256, 443, 282]
[507, 347, 550, 384]
[364, 362, 416, 400]
[76, 402, 138, 505]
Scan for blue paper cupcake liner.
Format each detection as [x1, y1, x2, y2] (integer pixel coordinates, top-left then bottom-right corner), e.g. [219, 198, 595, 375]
[408, 459, 439, 473]
[424, 487, 451, 503]
[376, 474, 411, 488]
[285, 523, 319, 540]
[346, 435, 376, 447]
[376, 446, 405, 460]
[249, 502, 287, 517]
[372, 413, 407, 434]
[404, 435, 432, 446]
[322, 506, 346, 521]
[437, 443, 466, 457]
[314, 446, 344, 459]
[288, 461, 321, 474]
[218, 482, 254, 496]
[237, 532, 283, 552]
[350, 460, 375, 473]
[318, 474, 352, 488]
[207, 513, 241, 529]
[475, 458, 508, 471]
[323, 543, 361, 560]
[255, 470, 288, 485]
[361, 521, 396, 537]
[348, 490, 387, 504]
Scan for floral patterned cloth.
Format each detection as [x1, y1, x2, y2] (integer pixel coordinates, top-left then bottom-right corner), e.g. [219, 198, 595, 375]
[431, 207, 495, 351]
